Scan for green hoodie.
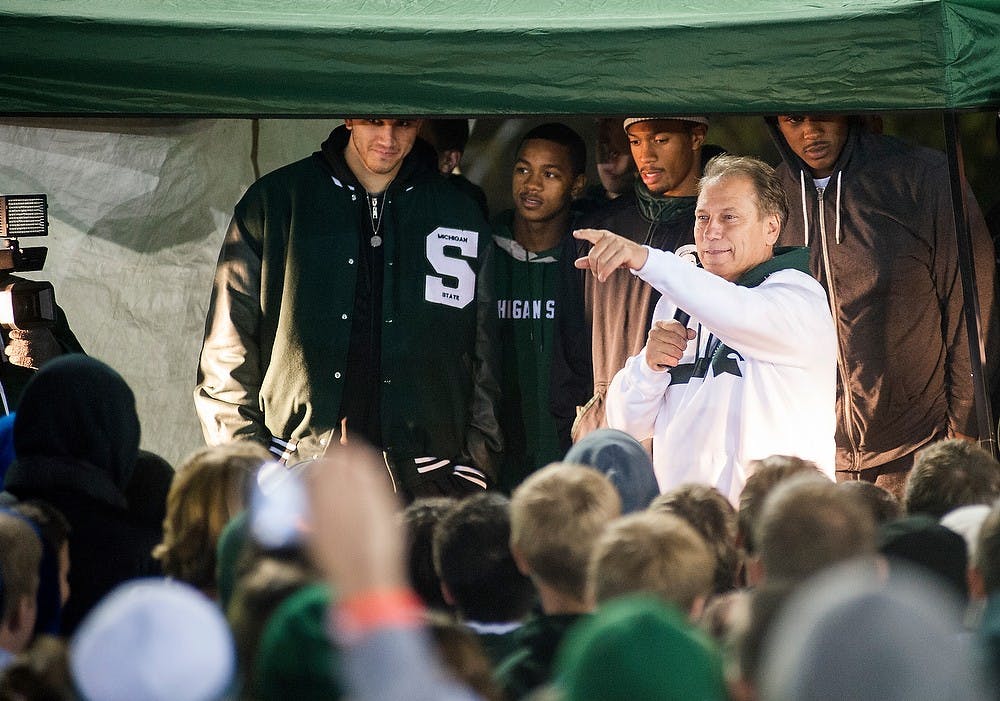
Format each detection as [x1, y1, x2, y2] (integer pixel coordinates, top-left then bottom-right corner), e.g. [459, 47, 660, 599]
[492, 210, 567, 491]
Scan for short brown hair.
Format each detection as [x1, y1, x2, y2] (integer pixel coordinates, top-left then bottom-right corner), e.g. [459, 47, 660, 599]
[700, 154, 789, 231]
[905, 439, 1000, 519]
[650, 484, 739, 594]
[0, 512, 42, 623]
[153, 441, 270, 593]
[738, 455, 822, 554]
[510, 463, 621, 601]
[755, 475, 875, 583]
[589, 511, 714, 613]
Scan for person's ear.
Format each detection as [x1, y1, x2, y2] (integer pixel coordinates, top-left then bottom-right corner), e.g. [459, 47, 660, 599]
[969, 565, 988, 601]
[690, 124, 707, 150]
[12, 595, 35, 637]
[510, 544, 533, 577]
[570, 173, 588, 199]
[343, 119, 354, 131]
[745, 553, 766, 587]
[438, 149, 462, 175]
[765, 214, 781, 246]
[688, 594, 708, 621]
[440, 581, 456, 606]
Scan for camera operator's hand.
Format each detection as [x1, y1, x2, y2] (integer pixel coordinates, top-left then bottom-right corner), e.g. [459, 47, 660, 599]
[5, 328, 62, 370]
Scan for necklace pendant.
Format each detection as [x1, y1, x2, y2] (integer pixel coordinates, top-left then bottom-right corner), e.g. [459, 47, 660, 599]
[370, 234, 382, 248]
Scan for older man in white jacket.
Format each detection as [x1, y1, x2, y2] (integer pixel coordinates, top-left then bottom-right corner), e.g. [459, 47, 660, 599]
[575, 154, 836, 504]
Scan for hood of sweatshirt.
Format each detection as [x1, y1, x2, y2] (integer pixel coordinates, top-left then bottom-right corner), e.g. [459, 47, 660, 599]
[5, 355, 141, 509]
[764, 116, 869, 247]
[764, 115, 866, 179]
[316, 123, 439, 192]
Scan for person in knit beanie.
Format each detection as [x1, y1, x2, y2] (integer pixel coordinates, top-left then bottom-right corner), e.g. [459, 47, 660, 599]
[254, 582, 344, 701]
[70, 579, 235, 701]
[759, 560, 988, 701]
[564, 428, 658, 513]
[554, 594, 726, 701]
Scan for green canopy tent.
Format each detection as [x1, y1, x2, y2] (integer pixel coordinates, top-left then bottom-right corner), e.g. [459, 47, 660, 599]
[1, 0, 998, 453]
[1, 0, 997, 115]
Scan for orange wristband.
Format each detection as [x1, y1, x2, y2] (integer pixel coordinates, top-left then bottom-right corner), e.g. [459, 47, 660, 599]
[333, 587, 424, 643]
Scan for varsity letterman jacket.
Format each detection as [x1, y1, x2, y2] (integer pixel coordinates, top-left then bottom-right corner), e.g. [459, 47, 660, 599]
[195, 126, 502, 483]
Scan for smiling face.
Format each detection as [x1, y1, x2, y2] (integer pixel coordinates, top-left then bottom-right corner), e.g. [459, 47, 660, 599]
[776, 115, 850, 178]
[343, 118, 422, 181]
[694, 174, 779, 282]
[626, 119, 705, 197]
[512, 138, 585, 226]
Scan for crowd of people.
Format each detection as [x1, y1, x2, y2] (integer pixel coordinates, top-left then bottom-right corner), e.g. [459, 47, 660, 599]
[0, 112, 996, 699]
[1, 364, 1000, 700]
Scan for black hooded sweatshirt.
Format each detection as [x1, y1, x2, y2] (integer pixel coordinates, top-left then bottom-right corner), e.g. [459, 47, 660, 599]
[3, 355, 161, 634]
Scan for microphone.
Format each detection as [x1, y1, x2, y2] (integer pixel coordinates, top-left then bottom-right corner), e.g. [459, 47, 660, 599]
[672, 244, 700, 326]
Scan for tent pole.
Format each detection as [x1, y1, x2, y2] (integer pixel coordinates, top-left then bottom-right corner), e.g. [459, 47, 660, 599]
[943, 112, 996, 457]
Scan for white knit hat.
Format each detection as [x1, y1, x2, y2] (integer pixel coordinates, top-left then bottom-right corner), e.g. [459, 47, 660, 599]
[940, 504, 991, 562]
[623, 116, 710, 131]
[71, 579, 235, 701]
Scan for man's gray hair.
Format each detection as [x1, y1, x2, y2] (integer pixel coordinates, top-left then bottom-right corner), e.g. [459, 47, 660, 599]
[700, 154, 789, 230]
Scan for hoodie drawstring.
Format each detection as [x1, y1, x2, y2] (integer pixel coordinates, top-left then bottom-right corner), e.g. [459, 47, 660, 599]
[799, 171, 809, 246]
[799, 170, 843, 245]
[834, 171, 843, 244]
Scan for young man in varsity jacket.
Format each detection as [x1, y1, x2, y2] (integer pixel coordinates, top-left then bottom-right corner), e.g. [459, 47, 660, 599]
[195, 118, 502, 500]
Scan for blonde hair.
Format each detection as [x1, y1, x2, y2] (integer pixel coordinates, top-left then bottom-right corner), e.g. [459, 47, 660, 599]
[510, 463, 621, 601]
[589, 511, 714, 613]
[153, 441, 270, 593]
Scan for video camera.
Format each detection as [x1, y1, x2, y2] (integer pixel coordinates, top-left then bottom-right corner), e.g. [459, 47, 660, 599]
[0, 195, 56, 330]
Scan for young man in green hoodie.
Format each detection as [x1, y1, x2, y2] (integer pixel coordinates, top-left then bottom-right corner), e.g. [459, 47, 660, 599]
[491, 122, 588, 491]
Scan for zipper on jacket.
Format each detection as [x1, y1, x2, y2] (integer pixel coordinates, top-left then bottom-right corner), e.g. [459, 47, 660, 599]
[816, 185, 860, 468]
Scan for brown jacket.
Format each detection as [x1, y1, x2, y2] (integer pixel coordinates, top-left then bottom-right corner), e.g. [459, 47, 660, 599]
[768, 118, 998, 471]
[568, 183, 696, 441]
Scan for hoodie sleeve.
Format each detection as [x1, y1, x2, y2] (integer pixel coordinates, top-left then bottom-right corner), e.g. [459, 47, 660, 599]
[631, 247, 835, 368]
[463, 229, 504, 481]
[605, 338, 672, 442]
[931, 170, 998, 437]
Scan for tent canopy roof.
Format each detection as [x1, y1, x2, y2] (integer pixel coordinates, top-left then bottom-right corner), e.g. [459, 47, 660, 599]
[2, 0, 998, 116]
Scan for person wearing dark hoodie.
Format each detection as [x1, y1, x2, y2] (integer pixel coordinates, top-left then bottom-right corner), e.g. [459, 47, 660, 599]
[492, 122, 589, 491]
[767, 115, 998, 499]
[196, 118, 502, 500]
[565, 116, 709, 444]
[1, 355, 161, 635]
